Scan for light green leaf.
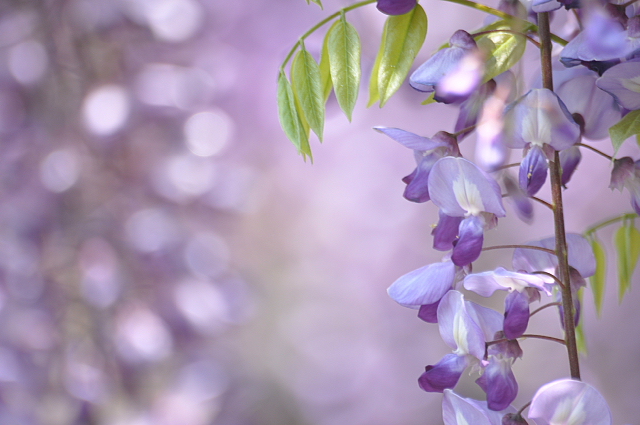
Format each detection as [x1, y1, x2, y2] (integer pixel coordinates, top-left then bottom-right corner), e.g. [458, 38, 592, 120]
[614, 223, 640, 302]
[609, 110, 640, 155]
[476, 23, 527, 83]
[309, 0, 323, 8]
[589, 236, 606, 316]
[278, 71, 312, 160]
[319, 29, 333, 104]
[367, 24, 385, 107]
[291, 47, 325, 141]
[375, 5, 427, 107]
[327, 15, 361, 121]
[575, 291, 587, 355]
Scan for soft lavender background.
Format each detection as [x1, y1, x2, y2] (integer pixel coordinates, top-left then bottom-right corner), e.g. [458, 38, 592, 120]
[0, 0, 636, 424]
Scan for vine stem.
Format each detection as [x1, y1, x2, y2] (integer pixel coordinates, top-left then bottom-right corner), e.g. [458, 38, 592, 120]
[577, 143, 614, 161]
[585, 213, 637, 236]
[482, 244, 556, 255]
[530, 301, 562, 317]
[280, 0, 376, 71]
[539, 11, 581, 380]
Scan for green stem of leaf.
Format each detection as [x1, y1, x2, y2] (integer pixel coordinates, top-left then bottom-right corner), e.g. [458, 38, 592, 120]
[585, 213, 637, 236]
[440, 0, 568, 45]
[281, 0, 376, 71]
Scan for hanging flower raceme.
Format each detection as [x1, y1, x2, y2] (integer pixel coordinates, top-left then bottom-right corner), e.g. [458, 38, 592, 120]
[610, 156, 640, 215]
[419, 291, 520, 410]
[428, 156, 506, 266]
[503, 88, 581, 196]
[376, 0, 417, 15]
[410, 30, 483, 104]
[375, 128, 460, 203]
[464, 267, 552, 339]
[528, 379, 612, 425]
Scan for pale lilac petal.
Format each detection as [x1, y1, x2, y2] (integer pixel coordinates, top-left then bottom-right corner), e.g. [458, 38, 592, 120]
[555, 70, 620, 140]
[503, 89, 580, 151]
[418, 353, 468, 392]
[428, 157, 506, 217]
[559, 146, 581, 186]
[532, 0, 561, 13]
[466, 301, 503, 342]
[403, 152, 441, 202]
[376, 0, 417, 15]
[503, 290, 530, 339]
[513, 234, 595, 278]
[418, 299, 441, 323]
[455, 81, 495, 140]
[452, 216, 484, 266]
[519, 145, 548, 196]
[528, 379, 612, 425]
[442, 390, 496, 425]
[374, 127, 449, 151]
[476, 357, 518, 411]
[596, 61, 640, 110]
[432, 211, 463, 251]
[464, 267, 550, 297]
[437, 290, 486, 359]
[387, 260, 456, 308]
[504, 175, 533, 223]
[410, 30, 477, 93]
[436, 51, 483, 104]
[609, 157, 635, 191]
[512, 240, 555, 274]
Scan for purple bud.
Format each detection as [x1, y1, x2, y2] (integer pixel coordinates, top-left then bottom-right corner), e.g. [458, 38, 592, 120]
[418, 353, 468, 392]
[376, 0, 417, 15]
[503, 290, 530, 339]
[452, 215, 484, 266]
[519, 145, 548, 196]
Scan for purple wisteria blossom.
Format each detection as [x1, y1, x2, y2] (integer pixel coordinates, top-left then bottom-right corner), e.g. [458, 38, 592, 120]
[528, 379, 612, 425]
[610, 156, 640, 215]
[428, 157, 506, 266]
[410, 30, 482, 103]
[442, 389, 516, 425]
[560, 9, 640, 71]
[387, 259, 456, 309]
[596, 60, 640, 110]
[375, 128, 459, 203]
[464, 268, 552, 338]
[555, 67, 621, 140]
[503, 88, 581, 196]
[376, 0, 417, 15]
[419, 291, 519, 410]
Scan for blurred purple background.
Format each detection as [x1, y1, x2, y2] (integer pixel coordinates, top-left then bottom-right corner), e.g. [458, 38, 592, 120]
[0, 0, 637, 424]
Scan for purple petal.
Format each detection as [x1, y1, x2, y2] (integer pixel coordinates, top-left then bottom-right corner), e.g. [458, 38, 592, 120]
[436, 51, 484, 104]
[476, 357, 518, 411]
[403, 152, 441, 203]
[442, 390, 505, 425]
[455, 81, 496, 140]
[438, 290, 487, 359]
[503, 290, 530, 339]
[528, 379, 612, 425]
[387, 260, 456, 308]
[557, 290, 581, 329]
[464, 267, 550, 297]
[418, 299, 441, 323]
[452, 216, 484, 266]
[466, 301, 504, 342]
[428, 157, 506, 217]
[519, 145, 548, 196]
[503, 89, 580, 151]
[559, 146, 581, 186]
[374, 127, 449, 151]
[376, 0, 417, 15]
[504, 175, 533, 223]
[609, 157, 635, 191]
[532, 0, 561, 12]
[432, 211, 463, 251]
[501, 413, 530, 425]
[596, 60, 640, 110]
[488, 331, 523, 359]
[418, 353, 468, 392]
[513, 234, 596, 278]
[410, 30, 477, 93]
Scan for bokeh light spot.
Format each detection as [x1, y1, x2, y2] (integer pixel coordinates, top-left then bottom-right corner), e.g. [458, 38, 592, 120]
[184, 110, 233, 157]
[82, 85, 130, 136]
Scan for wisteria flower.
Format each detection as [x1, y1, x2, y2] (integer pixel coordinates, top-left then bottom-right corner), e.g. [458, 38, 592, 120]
[376, 0, 417, 15]
[410, 30, 482, 103]
[528, 379, 612, 425]
[503, 88, 581, 196]
[387, 259, 456, 309]
[375, 128, 459, 203]
[610, 156, 640, 215]
[596, 60, 640, 110]
[428, 156, 506, 266]
[442, 389, 516, 425]
[464, 267, 552, 338]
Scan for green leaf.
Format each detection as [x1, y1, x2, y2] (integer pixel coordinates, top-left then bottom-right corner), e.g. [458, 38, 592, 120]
[476, 23, 527, 83]
[589, 236, 607, 316]
[309, 0, 323, 7]
[367, 24, 385, 107]
[375, 5, 427, 107]
[609, 110, 640, 155]
[575, 291, 588, 355]
[327, 16, 361, 121]
[421, 92, 436, 105]
[319, 29, 333, 104]
[277, 71, 312, 160]
[291, 46, 325, 141]
[614, 223, 640, 302]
